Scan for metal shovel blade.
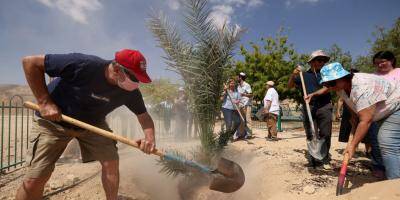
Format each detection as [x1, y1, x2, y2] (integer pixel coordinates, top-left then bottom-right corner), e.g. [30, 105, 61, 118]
[307, 137, 327, 161]
[209, 157, 245, 193]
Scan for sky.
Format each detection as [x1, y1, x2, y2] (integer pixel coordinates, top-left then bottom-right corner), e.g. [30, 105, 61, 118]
[0, 0, 399, 84]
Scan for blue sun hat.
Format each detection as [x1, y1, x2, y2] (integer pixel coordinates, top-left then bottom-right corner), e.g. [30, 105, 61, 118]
[320, 62, 350, 84]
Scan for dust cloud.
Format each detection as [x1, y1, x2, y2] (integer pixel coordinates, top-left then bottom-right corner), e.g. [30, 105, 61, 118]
[106, 106, 263, 200]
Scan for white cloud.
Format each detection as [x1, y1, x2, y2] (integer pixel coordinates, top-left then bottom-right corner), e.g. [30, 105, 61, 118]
[210, 0, 264, 7]
[208, 0, 264, 29]
[166, 0, 180, 10]
[248, 0, 263, 7]
[37, 0, 102, 24]
[285, 0, 321, 8]
[209, 4, 234, 29]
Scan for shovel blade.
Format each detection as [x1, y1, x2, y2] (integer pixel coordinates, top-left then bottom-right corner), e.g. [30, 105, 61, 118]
[307, 138, 327, 161]
[209, 157, 245, 193]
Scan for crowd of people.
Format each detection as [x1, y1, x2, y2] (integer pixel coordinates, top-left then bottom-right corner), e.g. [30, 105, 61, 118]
[220, 72, 280, 142]
[221, 49, 399, 181]
[298, 50, 399, 180]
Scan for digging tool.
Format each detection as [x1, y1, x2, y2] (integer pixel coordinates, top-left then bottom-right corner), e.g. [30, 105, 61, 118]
[225, 88, 245, 122]
[224, 87, 249, 139]
[298, 67, 327, 161]
[24, 101, 245, 193]
[336, 153, 350, 196]
[336, 128, 354, 196]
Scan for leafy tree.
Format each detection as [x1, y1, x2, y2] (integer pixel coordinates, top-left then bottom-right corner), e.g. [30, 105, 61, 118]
[353, 55, 375, 73]
[234, 29, 307, 104]
[354, 17, 400, 72]
[140, 78, 179, 106]
[370, 17, 400, 60]
[325, 44, 352, 69]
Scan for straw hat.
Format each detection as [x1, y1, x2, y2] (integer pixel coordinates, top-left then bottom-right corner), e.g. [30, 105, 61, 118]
[307, 50, 330, 63]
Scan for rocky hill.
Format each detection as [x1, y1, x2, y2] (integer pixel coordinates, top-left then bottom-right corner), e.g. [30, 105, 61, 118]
[0, 84, 34, 103]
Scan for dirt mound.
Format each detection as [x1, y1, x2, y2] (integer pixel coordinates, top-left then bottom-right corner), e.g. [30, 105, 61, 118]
[342, 179, 400, 199]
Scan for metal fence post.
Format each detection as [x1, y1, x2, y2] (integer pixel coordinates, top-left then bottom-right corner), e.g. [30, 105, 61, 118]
[277, 111, 283, 132]
[1, 101, 4, 170]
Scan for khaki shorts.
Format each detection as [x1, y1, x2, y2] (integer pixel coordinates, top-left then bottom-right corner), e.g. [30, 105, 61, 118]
[25, 117, 118, 178]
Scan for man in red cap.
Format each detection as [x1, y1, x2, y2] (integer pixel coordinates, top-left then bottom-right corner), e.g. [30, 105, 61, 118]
[16, 49, 155, 200]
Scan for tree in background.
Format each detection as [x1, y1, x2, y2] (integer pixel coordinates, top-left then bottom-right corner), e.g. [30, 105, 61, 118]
[353, 17, 400, 71]
[140, 78, 178, 106]
[371, 17, 400, 60]
[353, 55, 375, 73]
[325, 44, 352, 69]
[234, 29, 307, 104]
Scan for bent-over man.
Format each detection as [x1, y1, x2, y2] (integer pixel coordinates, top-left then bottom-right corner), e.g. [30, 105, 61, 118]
[16, 49, 156, 200]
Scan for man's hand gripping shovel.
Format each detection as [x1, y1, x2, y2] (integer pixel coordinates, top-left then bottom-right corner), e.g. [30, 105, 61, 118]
[24, 101, 245, 193]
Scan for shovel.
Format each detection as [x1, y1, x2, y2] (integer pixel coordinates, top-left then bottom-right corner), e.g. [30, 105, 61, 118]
[299, 69, 327, 161]
[224, 84, 248, 139]
[24, 101, 245, 193]
[336, 128, 354, 196]
[336, 153, 350, 196]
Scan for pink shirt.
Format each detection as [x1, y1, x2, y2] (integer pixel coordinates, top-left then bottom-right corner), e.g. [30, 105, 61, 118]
[374, 68, 400, 82]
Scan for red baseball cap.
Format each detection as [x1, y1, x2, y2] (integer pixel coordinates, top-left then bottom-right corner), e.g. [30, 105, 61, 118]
[115, 49, 152, 83]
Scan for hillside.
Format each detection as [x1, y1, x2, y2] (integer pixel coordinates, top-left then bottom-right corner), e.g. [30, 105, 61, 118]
[0, 84, 34, 103]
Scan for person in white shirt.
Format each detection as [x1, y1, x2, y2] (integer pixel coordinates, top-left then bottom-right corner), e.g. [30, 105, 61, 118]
[263, 81, 280, 141]
[237, 72, 253, 138]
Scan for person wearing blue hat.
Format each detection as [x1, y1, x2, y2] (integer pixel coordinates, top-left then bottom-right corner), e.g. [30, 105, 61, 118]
[288, 50, 333, 167]
[319, 62, 400, 179]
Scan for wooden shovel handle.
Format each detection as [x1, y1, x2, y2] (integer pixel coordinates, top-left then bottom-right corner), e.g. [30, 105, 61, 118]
[225, 91, 245, 122]
[23, 101, 164, 157]
[299, 71, 316, 135]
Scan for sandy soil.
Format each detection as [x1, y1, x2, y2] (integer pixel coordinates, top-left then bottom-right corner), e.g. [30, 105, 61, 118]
[1, 125, 399, 200]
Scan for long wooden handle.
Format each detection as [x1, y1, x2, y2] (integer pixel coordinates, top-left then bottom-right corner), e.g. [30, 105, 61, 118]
[23, 101, 164, 157]
[225, 91, 245, 122]
[299, 72, 316, 135]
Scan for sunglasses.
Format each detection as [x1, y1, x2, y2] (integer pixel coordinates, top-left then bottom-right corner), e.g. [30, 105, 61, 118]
[314, 57, 327, 63]
[116, 64, 138, 82]
[323, 80, 336, 88]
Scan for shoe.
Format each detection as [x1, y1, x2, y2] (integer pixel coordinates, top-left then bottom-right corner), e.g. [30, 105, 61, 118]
[322, 163, 332, 170]
[266, 137, 278, 142]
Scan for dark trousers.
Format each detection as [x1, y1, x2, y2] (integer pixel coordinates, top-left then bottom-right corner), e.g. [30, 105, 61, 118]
[302, 103, 333, 161]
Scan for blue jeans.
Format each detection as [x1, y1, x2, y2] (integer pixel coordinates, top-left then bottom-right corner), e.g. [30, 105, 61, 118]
[367, 123, 385, 171]
[221, 108, 240, 132]
[378, 109, 400, 179]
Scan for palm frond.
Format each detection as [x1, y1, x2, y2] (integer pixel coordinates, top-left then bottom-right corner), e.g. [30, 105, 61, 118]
[148, 0, 243, 177]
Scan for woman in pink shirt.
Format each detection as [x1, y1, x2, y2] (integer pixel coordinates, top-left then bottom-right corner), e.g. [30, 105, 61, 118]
[367, 51, 399, 178]
[373, 50, 399, 81]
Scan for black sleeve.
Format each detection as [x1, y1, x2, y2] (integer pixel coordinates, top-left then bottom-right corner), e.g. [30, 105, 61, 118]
[125, 90, 147, 115]
[44, 53, 87, 81]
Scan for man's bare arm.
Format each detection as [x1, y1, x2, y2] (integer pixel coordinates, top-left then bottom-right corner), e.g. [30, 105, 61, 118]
[264, 101, 271, 114]
[136, 112, 156, 154]
[22, 55, 61, 121]
[288, 66, 301, 89]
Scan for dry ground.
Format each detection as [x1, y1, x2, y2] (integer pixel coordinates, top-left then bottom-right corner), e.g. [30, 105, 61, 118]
[1, 125, 399, 200]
